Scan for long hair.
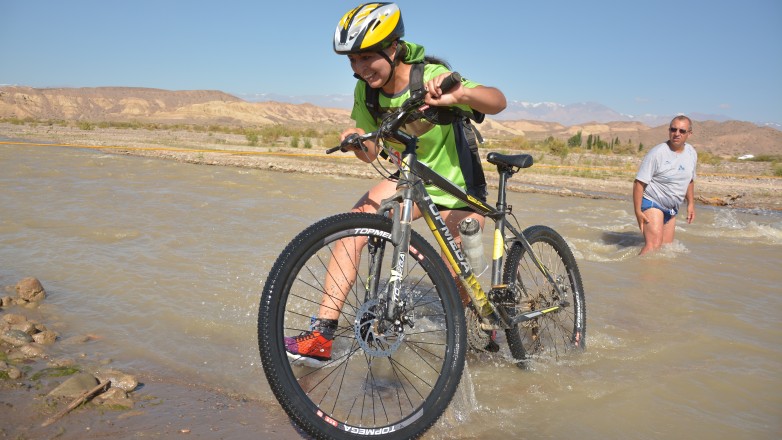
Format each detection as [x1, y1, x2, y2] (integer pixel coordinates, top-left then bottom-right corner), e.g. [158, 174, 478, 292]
[397, 40, 451, 69]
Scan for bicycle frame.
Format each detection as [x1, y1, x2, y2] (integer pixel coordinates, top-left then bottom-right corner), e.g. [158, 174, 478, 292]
[375, 129, 569, 330]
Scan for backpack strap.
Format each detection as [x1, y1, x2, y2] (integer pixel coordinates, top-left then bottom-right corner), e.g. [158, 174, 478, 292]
[364, 82, 382, 122]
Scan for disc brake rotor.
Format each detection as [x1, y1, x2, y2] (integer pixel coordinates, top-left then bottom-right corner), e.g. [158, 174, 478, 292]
[354, 298, 404, 357]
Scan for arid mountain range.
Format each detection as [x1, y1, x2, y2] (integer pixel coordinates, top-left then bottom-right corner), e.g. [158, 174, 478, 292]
[2, 86, 779, 157]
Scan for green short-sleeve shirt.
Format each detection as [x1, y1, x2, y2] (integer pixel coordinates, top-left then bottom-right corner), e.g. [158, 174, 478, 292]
[351, 64, 481, 209]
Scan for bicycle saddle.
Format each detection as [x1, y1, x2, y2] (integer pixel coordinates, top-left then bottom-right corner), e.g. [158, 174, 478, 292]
[486, 152, 534, 169]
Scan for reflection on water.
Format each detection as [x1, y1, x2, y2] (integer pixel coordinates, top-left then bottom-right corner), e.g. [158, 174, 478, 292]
[1, 142, 781, 439]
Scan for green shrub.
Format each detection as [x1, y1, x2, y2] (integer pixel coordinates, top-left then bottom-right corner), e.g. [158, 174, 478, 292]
[752, 155, 782, 163]
[245, 130, 259, 146]
[544, 136, 569, 160]
[698, 151, 722, 165]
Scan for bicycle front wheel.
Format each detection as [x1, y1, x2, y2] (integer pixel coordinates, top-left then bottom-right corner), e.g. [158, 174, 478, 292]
[502, 225, 586, 365]
[259, 213, 465, 440]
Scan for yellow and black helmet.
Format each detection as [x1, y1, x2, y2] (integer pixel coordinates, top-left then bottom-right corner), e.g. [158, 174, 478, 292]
[333, 3, 404, 54]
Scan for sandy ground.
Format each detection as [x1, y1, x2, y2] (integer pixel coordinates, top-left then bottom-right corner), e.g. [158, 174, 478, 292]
[1, 122, 779, 439]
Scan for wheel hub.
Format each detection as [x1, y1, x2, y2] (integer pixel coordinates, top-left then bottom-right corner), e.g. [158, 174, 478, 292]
[354, 299, 404, 357]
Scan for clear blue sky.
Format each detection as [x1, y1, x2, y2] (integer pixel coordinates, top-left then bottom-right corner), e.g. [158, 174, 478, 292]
[2, 0, 781, 124]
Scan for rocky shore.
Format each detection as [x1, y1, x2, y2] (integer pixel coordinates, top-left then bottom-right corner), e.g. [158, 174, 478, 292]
[1, 278, 136, 432]
[0, 277, 302, 439]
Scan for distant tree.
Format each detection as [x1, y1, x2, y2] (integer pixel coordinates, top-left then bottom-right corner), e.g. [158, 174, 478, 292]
[587, 133, 593, 150]
[591, 135, 609, 150]
[567, 130, 583, 147]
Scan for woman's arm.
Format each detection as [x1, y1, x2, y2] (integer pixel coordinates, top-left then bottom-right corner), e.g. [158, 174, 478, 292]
[424, 73, 507, 115]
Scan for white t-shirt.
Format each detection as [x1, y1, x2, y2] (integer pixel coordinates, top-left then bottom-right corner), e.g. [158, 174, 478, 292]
[635, 142, 697, 211]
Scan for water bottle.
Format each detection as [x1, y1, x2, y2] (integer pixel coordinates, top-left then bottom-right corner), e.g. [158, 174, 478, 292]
[458, 218, 488, 276]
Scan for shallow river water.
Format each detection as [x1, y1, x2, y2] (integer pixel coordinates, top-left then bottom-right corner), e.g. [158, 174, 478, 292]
[1, 141, 781, 439]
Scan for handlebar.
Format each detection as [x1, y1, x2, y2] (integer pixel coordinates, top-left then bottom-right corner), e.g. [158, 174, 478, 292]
[439, 72, 462, 94]
[326, 71, 463, 155]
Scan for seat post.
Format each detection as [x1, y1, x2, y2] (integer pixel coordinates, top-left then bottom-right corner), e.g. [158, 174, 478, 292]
[495, 169, 511, 213]
[490, 169, 512, 287]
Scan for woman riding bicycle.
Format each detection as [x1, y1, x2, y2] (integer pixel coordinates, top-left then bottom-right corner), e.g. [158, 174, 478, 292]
[285, 2, 507, 365]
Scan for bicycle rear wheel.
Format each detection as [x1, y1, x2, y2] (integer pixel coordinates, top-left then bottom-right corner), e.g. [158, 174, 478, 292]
[259, 213, 465, 440]
[502, 225, 586, 365]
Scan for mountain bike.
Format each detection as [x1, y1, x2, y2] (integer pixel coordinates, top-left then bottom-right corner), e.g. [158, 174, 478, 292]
[258, 73, 586, 440]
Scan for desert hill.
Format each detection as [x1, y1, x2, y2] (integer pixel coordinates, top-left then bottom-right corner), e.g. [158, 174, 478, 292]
[0, 86, 351, 126]
[1, 86, 779, 157]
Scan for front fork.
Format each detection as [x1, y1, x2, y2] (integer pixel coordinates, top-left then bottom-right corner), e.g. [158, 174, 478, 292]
[379, 196, 414, 331]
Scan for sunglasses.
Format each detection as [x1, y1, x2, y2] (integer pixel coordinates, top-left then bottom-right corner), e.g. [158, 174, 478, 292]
[669, 127, 690, 134]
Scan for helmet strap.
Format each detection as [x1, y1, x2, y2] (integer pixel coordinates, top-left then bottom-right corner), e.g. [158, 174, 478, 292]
[378, 42, 399, 88]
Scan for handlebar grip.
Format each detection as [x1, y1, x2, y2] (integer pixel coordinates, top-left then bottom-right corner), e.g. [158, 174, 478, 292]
[326, 133, 362, 154]
[440, 72, 462, 93]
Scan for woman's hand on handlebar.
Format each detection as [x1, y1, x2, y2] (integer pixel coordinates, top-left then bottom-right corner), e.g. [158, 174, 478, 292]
[424, 72, 463, 107]
[425, 71, 507, 115]
[339, 128, 365, 150]
[338, 127, 379, 163]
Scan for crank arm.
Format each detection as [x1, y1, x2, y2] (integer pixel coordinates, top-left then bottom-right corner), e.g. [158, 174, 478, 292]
[509, 303, 568, 326]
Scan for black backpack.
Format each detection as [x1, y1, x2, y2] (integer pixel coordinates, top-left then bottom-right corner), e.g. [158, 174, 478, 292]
[363, 61, 488, 197]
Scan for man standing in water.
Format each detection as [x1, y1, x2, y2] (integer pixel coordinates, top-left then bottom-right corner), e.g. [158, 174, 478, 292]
[633, 115, 697, 255]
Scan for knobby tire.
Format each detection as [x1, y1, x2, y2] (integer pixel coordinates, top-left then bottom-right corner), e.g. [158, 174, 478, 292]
[502, 225, 586, 365]
[259, 213, 465, 440]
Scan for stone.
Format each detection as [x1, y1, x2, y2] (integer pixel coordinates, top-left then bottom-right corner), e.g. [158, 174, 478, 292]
[95, 368, 138, 392]
[7, 367, 22, 380]
[47, 358, 76, 368]
[15, 277, 46, 302]
[33, 330, 58, 345]
[19, 342, 47, 359]
[2, 313, 27, 325]
[47, 373, 99, 398]
[12, 321, 36, 335]
[96, 387, 134, 409]
[1, 329, 34, 346]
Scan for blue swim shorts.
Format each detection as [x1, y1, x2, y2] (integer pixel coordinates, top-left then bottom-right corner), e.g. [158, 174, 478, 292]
[641, 197, 678, 224]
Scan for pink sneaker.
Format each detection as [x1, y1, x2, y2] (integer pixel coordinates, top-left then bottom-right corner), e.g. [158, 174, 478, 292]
[285, 330, 332, 366]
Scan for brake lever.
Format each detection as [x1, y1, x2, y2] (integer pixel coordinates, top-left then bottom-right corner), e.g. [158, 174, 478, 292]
[326, 132, 364, 154]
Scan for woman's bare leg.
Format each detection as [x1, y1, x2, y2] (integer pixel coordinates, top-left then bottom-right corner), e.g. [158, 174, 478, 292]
[317, 178, 398, 320]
